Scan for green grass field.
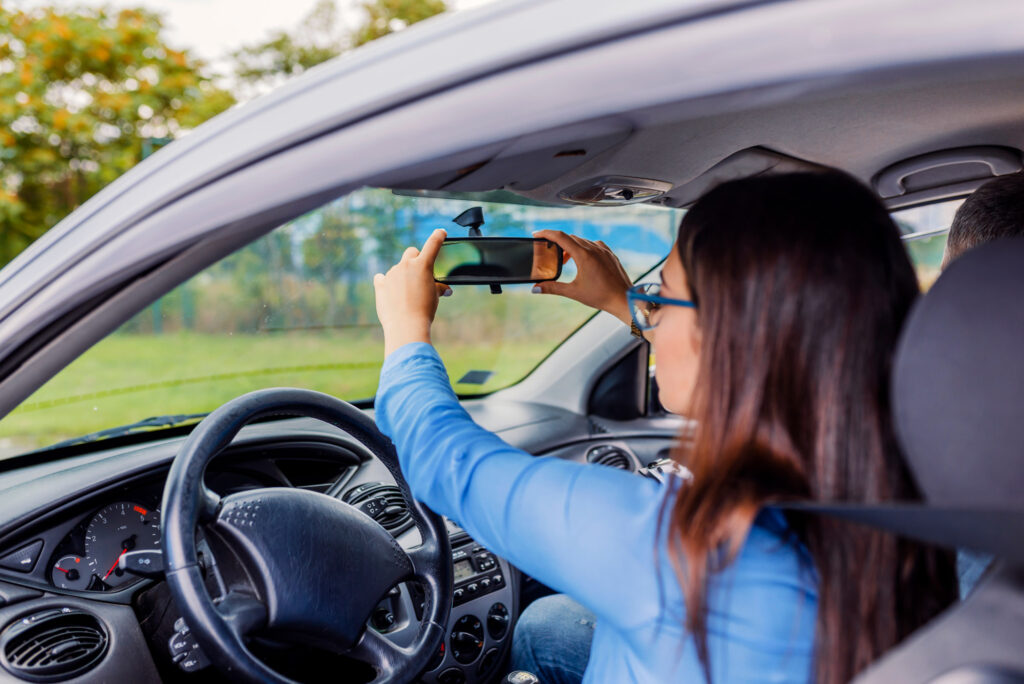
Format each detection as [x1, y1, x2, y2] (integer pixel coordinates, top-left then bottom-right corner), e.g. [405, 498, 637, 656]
[0, 330, 560, 455]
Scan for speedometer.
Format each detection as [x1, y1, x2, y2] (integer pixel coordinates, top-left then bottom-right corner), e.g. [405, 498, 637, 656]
[84, 502, 160, 588]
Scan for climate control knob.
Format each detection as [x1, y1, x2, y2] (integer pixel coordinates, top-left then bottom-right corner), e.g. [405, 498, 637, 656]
[487, 603, 510, 640]
[449, 615, 484, 664]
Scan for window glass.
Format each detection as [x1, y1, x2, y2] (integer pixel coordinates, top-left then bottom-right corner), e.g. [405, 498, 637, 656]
[0, 188, 682, 456]
[893, 199, 964, 289]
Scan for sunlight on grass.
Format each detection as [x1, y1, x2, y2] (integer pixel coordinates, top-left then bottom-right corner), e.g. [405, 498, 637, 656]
[0, 330, 559, 455]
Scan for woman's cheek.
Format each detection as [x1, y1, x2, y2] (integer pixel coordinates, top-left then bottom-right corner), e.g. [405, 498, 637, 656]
[652, 317, 700, 416]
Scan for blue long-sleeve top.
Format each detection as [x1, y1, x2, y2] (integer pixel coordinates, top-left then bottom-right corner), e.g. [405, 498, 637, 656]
[376, 342, 818, 683]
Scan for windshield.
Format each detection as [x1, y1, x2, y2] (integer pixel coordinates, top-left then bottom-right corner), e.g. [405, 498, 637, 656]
[0, 188, 682, 456]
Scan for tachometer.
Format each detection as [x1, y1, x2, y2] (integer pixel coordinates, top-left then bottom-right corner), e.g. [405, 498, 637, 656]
[51, 554, 98, 591]
[84, 502, 160, 588]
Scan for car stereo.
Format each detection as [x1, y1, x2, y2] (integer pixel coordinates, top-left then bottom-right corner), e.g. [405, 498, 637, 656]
[451, 539, 505, 606]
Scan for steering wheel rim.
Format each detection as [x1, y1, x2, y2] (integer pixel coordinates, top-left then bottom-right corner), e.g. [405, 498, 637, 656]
[161, 388, 453, 683]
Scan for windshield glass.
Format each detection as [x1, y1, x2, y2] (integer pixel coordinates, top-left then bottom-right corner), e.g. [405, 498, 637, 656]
[0, 188, 682, 456]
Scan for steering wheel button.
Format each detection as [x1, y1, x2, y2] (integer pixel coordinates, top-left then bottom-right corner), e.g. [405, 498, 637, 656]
[169, 635, 192, 656]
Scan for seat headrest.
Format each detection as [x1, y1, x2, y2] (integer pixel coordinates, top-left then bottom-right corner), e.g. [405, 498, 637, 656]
[892, 237, 1024, 508]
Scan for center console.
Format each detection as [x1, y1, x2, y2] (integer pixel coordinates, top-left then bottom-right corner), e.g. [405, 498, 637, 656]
[418, 525, 518, 684]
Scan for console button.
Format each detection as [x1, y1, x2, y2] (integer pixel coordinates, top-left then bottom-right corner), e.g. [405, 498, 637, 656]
[480, 647, 500, 676]
[466, 583, 478, 594]
[454, 588, 465, 602]
[0, 541, 43, 573]
[438, 667, 466, 684]
[479, 578, 491, 590]
[491, 574, 503, 586]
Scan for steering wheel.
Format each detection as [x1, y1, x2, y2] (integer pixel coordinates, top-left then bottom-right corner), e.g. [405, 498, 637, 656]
[160, 388, 453, 683]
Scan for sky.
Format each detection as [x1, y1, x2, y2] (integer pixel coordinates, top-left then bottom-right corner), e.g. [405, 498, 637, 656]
[15, 0, 496, 63]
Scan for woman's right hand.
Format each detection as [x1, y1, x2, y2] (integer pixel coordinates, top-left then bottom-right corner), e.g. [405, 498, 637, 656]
[531, 230, 634, 325]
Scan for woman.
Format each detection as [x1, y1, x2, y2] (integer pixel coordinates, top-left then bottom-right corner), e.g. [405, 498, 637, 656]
[372, 172, 955, 683]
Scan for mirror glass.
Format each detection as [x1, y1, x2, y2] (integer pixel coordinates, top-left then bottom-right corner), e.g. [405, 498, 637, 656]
[434, 238, 562, 284]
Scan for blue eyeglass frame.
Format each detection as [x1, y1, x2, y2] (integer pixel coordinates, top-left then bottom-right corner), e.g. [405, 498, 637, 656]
[626, 283, 696, 331]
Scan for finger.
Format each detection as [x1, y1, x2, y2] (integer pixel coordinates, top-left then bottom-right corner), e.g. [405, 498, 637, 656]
[532, 280, 573, 297]
[373, 273, 385, 288]
[435, 282, 453, 297]
[402, 246, 420, 261]
[533, 230, 585, 261]
[419, 228, 447, 264]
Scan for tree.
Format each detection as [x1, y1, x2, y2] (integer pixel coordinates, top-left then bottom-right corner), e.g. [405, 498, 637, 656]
[231, 0, 447, 95]
[230, 0, 346, 97]
[0, 5, 234, 264]
[352, 0, 448, 48]
[303, 200, 366, 327]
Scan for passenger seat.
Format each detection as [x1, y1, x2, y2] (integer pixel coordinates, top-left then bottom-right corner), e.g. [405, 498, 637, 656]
[782, 238, 1024, 683]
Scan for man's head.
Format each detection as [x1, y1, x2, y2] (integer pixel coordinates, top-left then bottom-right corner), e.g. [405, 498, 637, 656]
[943, 173, 1024, 269]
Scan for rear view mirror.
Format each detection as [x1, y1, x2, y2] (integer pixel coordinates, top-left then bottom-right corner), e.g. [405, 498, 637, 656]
[434, 238, 564, 285]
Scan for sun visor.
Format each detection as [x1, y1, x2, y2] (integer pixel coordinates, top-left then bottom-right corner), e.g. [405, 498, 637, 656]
[658, 147, 828, 207]
[438, 118, 632, 192]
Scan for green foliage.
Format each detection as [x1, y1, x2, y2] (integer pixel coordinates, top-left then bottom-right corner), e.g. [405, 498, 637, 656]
[231, 0, 447, 93]
[230, 0, 346, 93]
[0, 4, 234, 264]
[352, 0, 448, 48]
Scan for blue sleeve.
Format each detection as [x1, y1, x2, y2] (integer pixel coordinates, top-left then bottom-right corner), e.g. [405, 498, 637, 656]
[374, 342, 673, 631]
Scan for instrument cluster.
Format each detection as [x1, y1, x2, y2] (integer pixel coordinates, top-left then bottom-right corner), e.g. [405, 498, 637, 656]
[49, 500, 161, 592]
[48, 497, 160, 593]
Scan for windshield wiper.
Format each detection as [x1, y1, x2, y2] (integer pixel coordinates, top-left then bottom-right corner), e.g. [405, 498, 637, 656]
[43, 413, 209, 451]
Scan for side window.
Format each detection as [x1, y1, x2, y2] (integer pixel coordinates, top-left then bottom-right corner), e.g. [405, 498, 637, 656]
[892, 199, 964, 289]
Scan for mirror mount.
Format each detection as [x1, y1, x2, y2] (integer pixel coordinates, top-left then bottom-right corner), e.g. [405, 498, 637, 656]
[452, 208, 501, 292]
[453, 207, 485, 237]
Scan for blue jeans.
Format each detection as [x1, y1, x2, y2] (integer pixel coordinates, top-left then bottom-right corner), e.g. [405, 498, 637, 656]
[511, 595, 596, 684]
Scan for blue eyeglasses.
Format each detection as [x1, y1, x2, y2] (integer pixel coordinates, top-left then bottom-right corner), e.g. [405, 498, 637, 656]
[626, 283, 697, 331]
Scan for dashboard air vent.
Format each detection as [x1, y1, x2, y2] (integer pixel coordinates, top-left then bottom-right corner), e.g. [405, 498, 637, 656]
[586, 444, 633, 471]
[1, 608, 107, 681]
[343, 483, 414, 536]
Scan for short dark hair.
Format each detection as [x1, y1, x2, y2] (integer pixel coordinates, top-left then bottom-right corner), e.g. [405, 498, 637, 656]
[943, 173, 1024, 268]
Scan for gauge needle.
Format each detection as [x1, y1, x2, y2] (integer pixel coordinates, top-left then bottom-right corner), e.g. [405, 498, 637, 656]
[54, 566, 68, 574]
[103, 549, 127, 580]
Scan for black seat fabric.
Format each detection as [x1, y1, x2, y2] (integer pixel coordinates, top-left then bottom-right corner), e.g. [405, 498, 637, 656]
[892, 237, 1024, 509]
[778, 238, 1024, 683]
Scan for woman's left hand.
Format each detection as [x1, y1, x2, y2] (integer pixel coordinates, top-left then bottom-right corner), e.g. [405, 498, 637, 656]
[374, 229, 452, 357]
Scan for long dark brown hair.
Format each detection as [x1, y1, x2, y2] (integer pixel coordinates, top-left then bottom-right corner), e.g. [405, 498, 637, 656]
[666, 171, 956, 683]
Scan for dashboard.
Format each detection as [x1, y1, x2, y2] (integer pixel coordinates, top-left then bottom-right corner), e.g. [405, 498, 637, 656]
[0, 402, 683, 683]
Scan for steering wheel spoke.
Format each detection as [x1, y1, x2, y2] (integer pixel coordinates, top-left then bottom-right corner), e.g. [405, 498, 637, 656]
[216, 591, 268, 639]
[199, 486, 222, 524]
[406, 541, 441, 579]
[349, 627, 407, 676]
